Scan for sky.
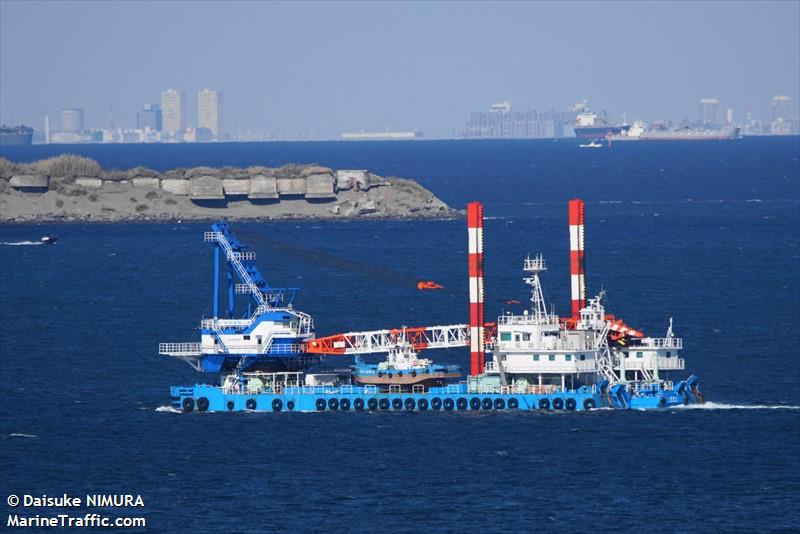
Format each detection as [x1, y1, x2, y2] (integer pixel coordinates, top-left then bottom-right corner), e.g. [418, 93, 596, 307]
[1, 0, 798, 138]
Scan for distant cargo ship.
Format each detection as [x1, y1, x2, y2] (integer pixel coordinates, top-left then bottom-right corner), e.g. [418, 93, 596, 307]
[0, 125, 34, 145]
[609, 122, 740, 142]
[341, 130, 422, 141]
[573, 112, 630, 139]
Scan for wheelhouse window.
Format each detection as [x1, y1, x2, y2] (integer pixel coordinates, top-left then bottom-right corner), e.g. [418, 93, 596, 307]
[636, 351, 644, 359]
[500, 332, 512, 341]
[548, 355, 555, 362]
[565, 355, 572, 362]
[579, 354, 586, 361]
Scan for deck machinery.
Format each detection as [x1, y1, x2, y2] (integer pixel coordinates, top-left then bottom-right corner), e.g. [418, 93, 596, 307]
[162, 202, 703, 413]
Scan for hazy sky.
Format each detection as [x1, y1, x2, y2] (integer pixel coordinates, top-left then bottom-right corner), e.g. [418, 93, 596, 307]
[1, 0, 798, 137]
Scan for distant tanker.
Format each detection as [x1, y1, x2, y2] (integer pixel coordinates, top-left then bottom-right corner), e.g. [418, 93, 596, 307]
[0, 125, 33, 145]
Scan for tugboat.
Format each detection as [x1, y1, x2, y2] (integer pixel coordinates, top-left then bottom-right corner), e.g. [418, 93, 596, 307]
[162, 200, 703, 413]
[350, 337, 461, 389]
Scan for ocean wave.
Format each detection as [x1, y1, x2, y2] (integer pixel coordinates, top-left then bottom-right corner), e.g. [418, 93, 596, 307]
[155, 405, 181, 413]
[675, 402, 800, 411]
[9, 433, 38, 438]
[1, 241, 43, 246]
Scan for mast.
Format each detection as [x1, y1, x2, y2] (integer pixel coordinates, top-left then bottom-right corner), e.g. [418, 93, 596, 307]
[569, 199, 586, 319]
[467, 202, 485, 376]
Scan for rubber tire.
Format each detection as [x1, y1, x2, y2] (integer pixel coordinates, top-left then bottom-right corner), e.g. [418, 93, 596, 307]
[368, 398, 378, 410]
[404, 398, 415, 411]
[388, 373, 393, 379]
[316, 398, 326, 411]
[539, 398, 551, 410]
[377, 372, 384, 378]
[583, 399, 596, 410]
[340, 398, 351, 411]
[565, 398, 577, 411]
[272, 398, 282, 412]
[197, 397, 210, 412]
[431, 398, 442, 410]
[411, 371, 417, 377]
[508, 398, 519, 409]
[457, 398, 468, 410]
[392, 398, 403, 410]
[470, 397, 481, 410]
[328, 398, 339, 411]
[553, 398, 564, 410]
[354, 398, 365, 411]
[226, 400, 235, 411]
[182, 397, 195, 413]
[246, 398, 256, 410]
[286, 400, 295, 411]
[398, 371, 403, 377]
[444, 398, 455, 411]
[659, 397, 667, 407]
[418, 398, 428, 411]
[379, 398, 390, 410]
[494, 398, 506, 410]
[482, 398, 493, 410]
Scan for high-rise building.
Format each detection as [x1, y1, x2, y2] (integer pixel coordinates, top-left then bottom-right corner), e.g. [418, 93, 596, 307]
[60, 108, 84, 132]
[161, 89, 186, 134]
[771, 95, 793, 135]
[699, 98, 719, 127]
[772, 95, 791, 122]
[198, 89, 223, 140]
[137, 104, 163, 131]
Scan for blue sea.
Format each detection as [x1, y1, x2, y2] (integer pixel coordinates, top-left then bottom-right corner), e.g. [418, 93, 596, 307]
[1, 138, 799, 532]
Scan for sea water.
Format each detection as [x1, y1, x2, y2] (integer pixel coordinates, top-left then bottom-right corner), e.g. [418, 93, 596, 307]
[1, 137, 798, 531]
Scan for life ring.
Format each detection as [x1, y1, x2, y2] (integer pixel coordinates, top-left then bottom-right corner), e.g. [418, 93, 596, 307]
[368, 398, 379, 410]
[508, 398, 519, 409]
[411, 371, 417, 377]
[226, 400, 235, 411]
[354, 398, 365, 410]
[470, 397, 481, 410]
[272, 398, 282, 412]
[245, 398, 256, 411]
[328, 398, 339, 410]
[197, 397, 210, 412]
[494, 398, 506, 410]
[565, 398, 577, 411]
[417, 398, 428, 410]
[539, 398, 550, 410]
[182, 397, 195, 413]
[379, 398, 390, 410]
[431, 398, 442, 410]
[443, 398, 455, 411]
[404, 398, 415, 411]
[482, 398, 493, 410]
[553, 398, 564, 410]
[286, 400, 295, 411]
[340, 398, 351, 411]
[583, 399, 596, 410]
[315, 398, 326, 411]
[457, 398, 468, 410]
[392, 398, 403, 410]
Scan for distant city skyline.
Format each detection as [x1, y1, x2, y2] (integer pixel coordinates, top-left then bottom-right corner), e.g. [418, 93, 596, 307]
[1, 1, 798, 138]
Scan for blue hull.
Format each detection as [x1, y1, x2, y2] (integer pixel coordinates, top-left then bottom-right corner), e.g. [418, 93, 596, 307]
[170, 377, 704, 413]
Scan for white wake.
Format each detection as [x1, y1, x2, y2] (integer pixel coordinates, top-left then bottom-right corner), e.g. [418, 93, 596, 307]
[155, 405, 181, 413]
[1, 241, 43, 246]
[675, 402, 800, 411]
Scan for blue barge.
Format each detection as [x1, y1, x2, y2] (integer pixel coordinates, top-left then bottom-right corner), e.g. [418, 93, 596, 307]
[161, 200, 704, 413]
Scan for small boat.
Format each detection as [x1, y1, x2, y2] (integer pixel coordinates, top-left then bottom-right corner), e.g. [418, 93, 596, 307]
[40, 235, 58, 245]
[417, 280, 443, 290]
[350, 348, 461, 389]
[579, 140, 604, 148]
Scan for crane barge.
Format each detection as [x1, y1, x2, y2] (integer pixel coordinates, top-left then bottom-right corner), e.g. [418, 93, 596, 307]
[162, 200, 703, 413]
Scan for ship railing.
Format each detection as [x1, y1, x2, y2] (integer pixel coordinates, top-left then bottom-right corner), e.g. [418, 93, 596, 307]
[364, 385, 378, 395]
[497, 314, 559, 326]
[446, 384, 461, 394]
[201, 318, 253, 330]
[159, 342, 201, 355]
[621, 357, 685, 371]
[636, 337, 683, 349]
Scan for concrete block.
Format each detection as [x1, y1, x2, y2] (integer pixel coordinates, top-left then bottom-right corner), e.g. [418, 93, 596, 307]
[10, 174, 49, 191]
[277, 177, 306, 196]
[75, 177, 103, 188]
[223, 179, 249, 196]
[305, 173, 336, 199]
[132, 177, 160, 188]
[248, 175, 278, 199]
[336, 170, 369, 191]
[190, 175, 224, 200]
[161, 179, 191, 196]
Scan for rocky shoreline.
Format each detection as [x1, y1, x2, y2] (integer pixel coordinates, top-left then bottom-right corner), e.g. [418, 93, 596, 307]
[0, 155, 459, 223]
